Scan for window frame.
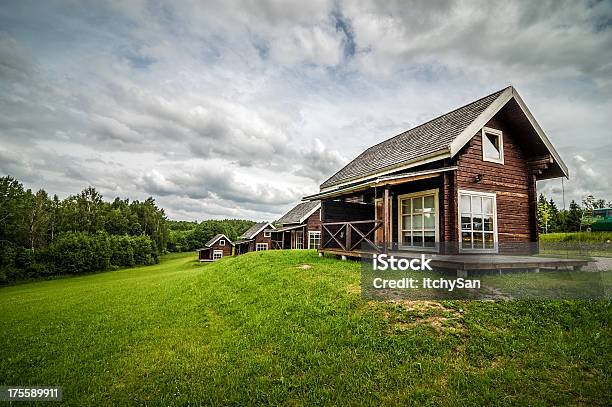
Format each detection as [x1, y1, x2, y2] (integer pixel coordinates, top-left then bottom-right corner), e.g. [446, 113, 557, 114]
[219, 239, 225, 246]
[397, 188, 439, 252]
[212, 250, 223, 260]
[481, 126, 504, 164]
[263, 230, 271, 238]
[308, 231, 321, 249]
[255, 242, 268, 251]
[458, 189, 498, 253]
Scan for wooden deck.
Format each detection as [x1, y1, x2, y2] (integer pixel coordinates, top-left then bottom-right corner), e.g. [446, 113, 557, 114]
[320, 248, 590, 273]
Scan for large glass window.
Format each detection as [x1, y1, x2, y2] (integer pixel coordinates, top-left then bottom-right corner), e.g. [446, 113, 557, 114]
[308, 231, 321, 249]
[460, 191, 496, 251]
[398, 190, 438, 249]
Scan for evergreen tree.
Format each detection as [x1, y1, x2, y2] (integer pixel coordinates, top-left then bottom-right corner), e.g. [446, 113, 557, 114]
[566, 200, 582, 232]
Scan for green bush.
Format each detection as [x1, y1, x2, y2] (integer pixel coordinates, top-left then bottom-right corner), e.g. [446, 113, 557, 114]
[540, 231, 612, 243]
[109, 235, 135, 267]
[49, 232, 111, 275]
[132, 235, 155, 265]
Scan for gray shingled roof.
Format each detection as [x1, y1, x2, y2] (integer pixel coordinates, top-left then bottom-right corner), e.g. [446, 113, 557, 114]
[239, 222, 272, 240]
[277, 201, 320, 225]
[205, 234, 232, 247]
[320, 87, 508, 189]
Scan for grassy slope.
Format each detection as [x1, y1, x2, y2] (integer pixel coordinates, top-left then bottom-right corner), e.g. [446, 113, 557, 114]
[0, 251, 610, 406]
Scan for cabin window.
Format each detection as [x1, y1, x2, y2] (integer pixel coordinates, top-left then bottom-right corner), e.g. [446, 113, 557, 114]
[308, 231, 321, 249]
[219, 239, 225, 246]
[256, 243, 268, 251]
[459, 190, 497, 252]
[263, 230, 271, 238]
[482, 127, 504, 164]
[295, 233, 304, 249]
[213, 250, 223, 260]
[398, 189, 439, 250]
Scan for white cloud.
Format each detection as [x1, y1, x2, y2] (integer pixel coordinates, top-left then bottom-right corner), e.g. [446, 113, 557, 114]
[0, 0, 610, 221]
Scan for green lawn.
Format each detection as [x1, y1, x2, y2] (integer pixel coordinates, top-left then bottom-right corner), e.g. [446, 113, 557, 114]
[0, 251, 610, 405]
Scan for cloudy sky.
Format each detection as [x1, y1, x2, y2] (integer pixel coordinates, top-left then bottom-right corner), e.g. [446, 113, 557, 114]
[1, 0, 611, 221]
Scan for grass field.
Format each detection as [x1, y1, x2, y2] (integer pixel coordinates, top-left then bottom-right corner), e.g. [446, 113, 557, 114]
[0, 251, 610, 405]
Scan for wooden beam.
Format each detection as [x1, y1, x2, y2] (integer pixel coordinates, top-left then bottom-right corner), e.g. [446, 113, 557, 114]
[527, 155, 553, 166]
[383, 186, 390, 253]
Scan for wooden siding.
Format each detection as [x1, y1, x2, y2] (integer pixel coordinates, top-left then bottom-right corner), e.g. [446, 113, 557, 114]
[209, 238, 232, 258]
[305, 209, 322, 233]
[252, 229, 273, 250]
[453, 115, 536, 243]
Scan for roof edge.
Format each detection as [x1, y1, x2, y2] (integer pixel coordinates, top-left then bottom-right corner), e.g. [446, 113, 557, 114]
[319, 149, 450, 192]
[449, 86, 568, 178]
[298, 202, 321, 223]
[245, 222, 275, 239]
[206, 233, 235, 247]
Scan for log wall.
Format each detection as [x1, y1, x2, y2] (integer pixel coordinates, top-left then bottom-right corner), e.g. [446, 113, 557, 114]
[453, 116, 536, 243]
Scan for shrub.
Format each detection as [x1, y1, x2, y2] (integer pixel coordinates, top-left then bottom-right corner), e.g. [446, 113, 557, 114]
[132, 235, 154, 265]
[540, 232, 612, 243]
[49, 232, 111, 275]
[109, 235, 135, 267]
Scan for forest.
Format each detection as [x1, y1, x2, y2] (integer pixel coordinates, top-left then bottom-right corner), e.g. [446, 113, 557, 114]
[0, 176, 253, 284]
[537, 193, 611, 234]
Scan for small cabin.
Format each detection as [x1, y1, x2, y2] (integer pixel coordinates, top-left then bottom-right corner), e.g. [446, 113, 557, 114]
[271, 201, 322, 250]
[234, 222, 275, 255]
[196, 234, 234, 261]
[304, 86, 569, 257]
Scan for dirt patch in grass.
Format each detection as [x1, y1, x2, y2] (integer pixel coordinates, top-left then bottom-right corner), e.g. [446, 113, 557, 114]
[370, 300, 465, 334]
[296, 264, 312, 270]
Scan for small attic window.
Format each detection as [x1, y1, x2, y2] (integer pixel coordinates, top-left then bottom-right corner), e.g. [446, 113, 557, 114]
[482, 127, 504, 164]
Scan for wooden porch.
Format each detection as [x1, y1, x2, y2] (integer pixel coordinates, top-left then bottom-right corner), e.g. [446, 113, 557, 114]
[320, 246, 589, 272]
[320, 218, 590, 274]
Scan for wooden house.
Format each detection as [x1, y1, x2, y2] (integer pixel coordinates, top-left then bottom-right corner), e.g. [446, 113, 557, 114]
[234, 222, 275, 255]
[196, 234, 234, 261]
[303, 86, 569, 259]
[270, 201, 322, 249]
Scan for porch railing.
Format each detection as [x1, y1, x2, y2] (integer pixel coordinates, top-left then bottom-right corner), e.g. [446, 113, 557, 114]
[321, 220, 383, 253]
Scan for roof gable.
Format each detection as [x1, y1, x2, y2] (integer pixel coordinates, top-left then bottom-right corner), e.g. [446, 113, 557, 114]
[277, 201, 320, 225]
[319, 86, 567, 190]
[205, 233, 234, 247]
[239, 222, 275, 240]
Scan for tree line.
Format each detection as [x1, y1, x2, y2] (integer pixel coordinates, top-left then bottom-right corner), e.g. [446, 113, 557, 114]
[0, 176, 254, 284]
[537, 194, 611, 234]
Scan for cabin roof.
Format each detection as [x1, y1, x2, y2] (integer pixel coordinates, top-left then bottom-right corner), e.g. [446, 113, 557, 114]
[239, 222, 275, 240]
[276, 201, 320, 225]
[204, 233, 234, 247]
[319, 86, 567, 190]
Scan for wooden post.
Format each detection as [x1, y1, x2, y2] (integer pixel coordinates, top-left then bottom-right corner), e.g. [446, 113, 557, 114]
[529, 174, 539, 251]
[383, 186, 390, 253]
[346, 223, 351, 251]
